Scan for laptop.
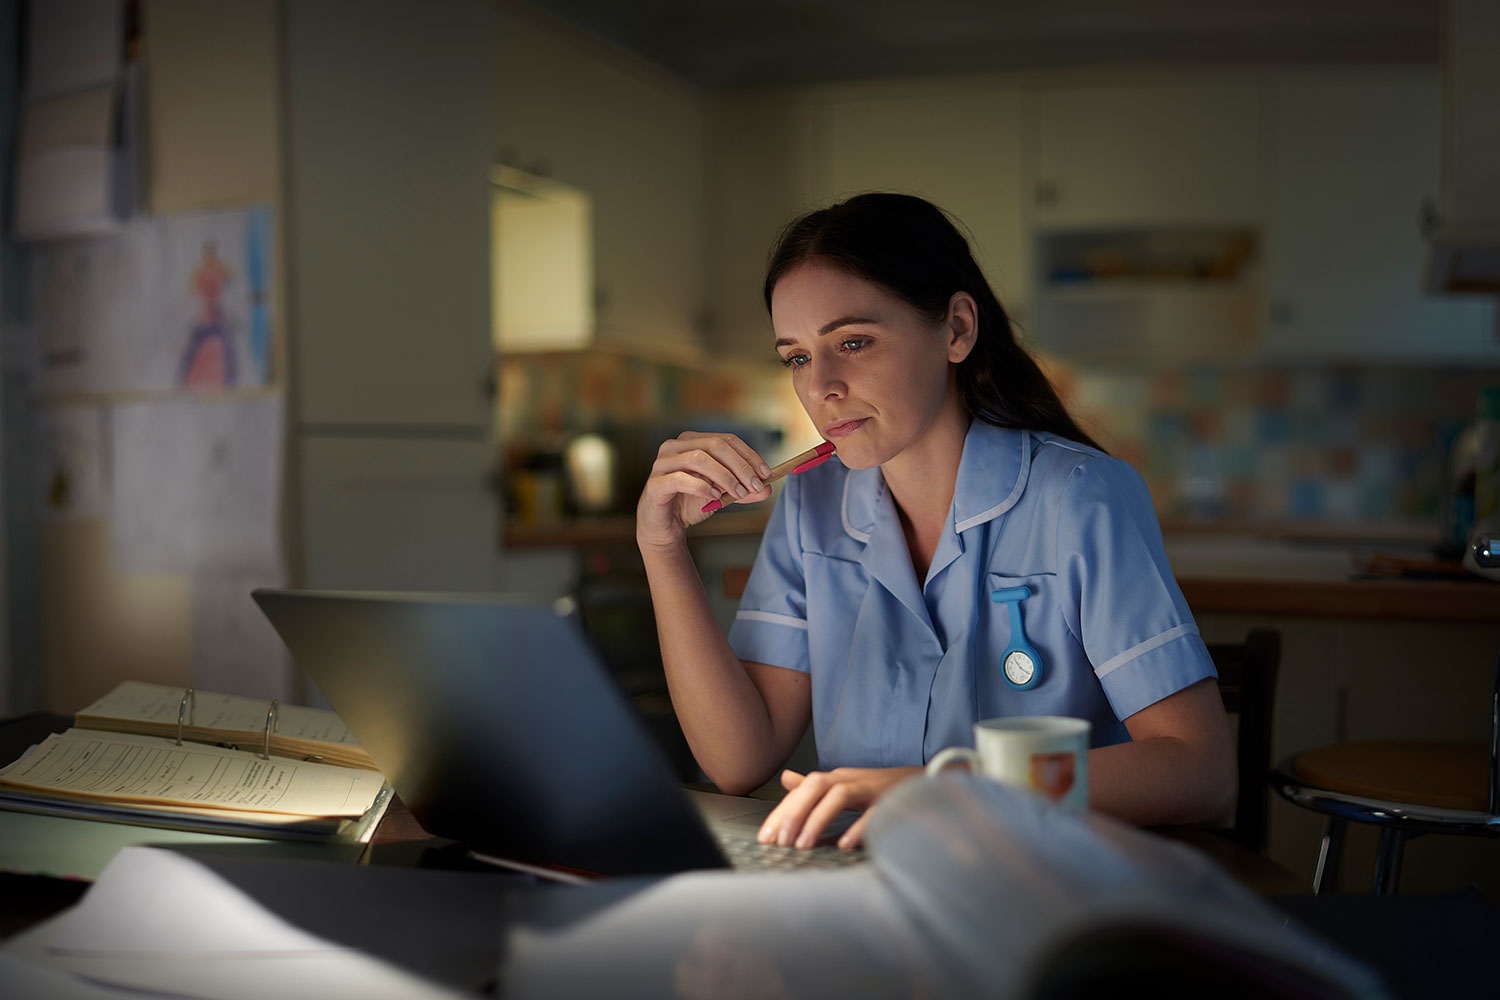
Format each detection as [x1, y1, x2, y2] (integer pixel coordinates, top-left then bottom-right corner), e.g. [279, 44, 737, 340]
[250, 588, 862, 878]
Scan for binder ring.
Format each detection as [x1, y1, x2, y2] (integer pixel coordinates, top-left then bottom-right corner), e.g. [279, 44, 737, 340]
[260, 699, 279, 760]
[176, 688, 196, 746]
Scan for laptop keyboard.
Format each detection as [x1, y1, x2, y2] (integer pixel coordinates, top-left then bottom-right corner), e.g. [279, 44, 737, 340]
[712, 830, 866, 872]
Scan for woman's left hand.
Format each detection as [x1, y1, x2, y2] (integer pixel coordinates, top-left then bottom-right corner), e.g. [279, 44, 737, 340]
[757, 766, 923, 850]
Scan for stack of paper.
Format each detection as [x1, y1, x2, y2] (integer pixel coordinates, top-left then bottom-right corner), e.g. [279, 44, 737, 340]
[0, 847, 517, 999]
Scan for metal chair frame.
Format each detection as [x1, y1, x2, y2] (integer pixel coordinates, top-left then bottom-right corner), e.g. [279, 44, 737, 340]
[1271, 648, 1500, 895]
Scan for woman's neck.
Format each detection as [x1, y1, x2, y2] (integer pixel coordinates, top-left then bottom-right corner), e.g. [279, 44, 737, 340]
[882, 403, 971, 582]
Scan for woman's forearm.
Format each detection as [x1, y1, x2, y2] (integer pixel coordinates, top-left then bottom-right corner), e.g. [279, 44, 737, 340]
[640, 540, 785, 794]
[1087, 735, 1237, 828]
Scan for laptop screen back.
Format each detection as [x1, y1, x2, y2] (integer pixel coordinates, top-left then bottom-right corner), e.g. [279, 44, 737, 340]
[251, 588, 725, 876]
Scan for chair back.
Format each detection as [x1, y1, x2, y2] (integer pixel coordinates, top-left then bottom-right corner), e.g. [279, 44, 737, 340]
[1207, 629, 1281, 853]
[1490, 644, 1499, 815]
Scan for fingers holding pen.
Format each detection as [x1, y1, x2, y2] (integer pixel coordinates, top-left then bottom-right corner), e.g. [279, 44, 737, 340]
[663, 434, 771, 510]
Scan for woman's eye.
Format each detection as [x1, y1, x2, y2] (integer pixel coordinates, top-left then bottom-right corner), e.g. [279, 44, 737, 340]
[781, 353, 810, 369]
[840, 338, 868, 352]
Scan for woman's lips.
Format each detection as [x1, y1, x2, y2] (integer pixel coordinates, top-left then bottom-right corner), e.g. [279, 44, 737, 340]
[823, 418, 868, 439]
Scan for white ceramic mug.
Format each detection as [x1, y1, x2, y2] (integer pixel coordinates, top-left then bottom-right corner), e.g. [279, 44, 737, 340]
[925, 716, 1091, 812]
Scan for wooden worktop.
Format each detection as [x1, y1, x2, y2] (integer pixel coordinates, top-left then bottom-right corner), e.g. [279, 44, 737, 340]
[509, 516, 1500, 622]
[1176, 576, 1499, 622]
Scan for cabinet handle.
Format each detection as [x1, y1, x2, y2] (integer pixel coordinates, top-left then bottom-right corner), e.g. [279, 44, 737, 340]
[1034, 181, 1058, 209]
[1419, 198, 1444, 239]
[480, 372, 498, 400]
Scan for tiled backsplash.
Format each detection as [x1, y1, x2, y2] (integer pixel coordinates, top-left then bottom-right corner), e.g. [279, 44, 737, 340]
[1063, 364, 1500, 525]
[500, 351, 1497, 530]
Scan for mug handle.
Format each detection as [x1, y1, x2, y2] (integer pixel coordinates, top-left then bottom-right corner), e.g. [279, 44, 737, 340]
[926, 746, 981, 778]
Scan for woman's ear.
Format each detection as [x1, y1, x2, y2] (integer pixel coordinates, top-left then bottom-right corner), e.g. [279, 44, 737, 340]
[945, 292, 979, 363]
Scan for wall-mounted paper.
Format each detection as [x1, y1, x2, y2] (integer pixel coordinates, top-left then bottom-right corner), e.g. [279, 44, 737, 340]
[166, 206, 273, 390]
[111, 396, 283, 575]
[15, 84, 123, 240]
[36, 206, 274, 395]
[39, 404, 110, 521]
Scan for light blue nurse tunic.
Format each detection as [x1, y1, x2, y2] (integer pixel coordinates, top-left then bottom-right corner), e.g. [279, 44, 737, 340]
[726, 421, 1215, 769]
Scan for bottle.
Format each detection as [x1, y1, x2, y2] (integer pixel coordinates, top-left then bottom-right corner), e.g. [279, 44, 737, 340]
[1443, 423, 1478, 558]
[1474, 387, 1500, 526]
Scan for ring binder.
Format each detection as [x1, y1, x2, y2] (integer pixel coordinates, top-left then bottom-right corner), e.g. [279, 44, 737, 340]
[260, 699, 279, 760]
[175, 688, 196, 746]
[71, 680, 376, 771]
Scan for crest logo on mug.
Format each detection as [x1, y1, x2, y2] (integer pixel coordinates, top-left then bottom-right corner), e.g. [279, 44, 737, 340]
[926, 716, 1091, 812]
[1029, 751, 1077, 802]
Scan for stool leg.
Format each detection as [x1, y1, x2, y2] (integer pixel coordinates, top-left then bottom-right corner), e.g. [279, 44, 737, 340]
[1313, 817, 1345, 895]
[1372, 828, 1406, 895]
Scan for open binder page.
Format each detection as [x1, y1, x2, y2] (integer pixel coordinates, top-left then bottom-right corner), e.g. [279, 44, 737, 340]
[0, 729, 383, 817]
[76, 680, 363, 749]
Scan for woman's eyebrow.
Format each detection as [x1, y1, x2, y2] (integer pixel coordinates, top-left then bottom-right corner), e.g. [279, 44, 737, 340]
[775, 315, 879, 348]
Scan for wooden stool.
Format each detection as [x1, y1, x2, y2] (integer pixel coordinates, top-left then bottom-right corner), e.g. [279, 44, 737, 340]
[1273, 653, 1500, 895]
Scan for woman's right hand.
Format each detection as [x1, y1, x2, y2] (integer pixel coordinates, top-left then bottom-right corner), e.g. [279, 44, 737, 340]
[636, 432, 773, 551]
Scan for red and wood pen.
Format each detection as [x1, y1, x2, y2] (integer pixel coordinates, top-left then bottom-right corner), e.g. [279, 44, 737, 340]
[701, 440, 836, 513]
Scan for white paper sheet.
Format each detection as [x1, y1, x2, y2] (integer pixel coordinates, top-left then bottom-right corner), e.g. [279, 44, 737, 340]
[39, 404, 110, 520]
[0, 951, 127, 1000]
[0, 730, 382, 817]
[500, 776, 1386, 999]
[36, 219, 164, 396]
[0, 847, 509, 1000]
[110, 396, 283, 574]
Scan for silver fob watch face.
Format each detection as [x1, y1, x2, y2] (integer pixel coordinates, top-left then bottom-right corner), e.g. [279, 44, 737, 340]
[1003, 650, 1035, 686]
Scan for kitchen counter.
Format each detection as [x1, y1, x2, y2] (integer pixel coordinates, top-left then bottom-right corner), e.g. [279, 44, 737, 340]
[1175, 577, 1497, 622]
[506, 517, 1499, 623]
[1164, 536, 1499, 623]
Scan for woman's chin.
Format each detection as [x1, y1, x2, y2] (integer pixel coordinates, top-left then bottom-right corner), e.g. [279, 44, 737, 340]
[829, 444, 881, 470]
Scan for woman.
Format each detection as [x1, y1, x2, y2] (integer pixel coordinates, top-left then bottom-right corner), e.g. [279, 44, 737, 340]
[636, 193, 1235, 850]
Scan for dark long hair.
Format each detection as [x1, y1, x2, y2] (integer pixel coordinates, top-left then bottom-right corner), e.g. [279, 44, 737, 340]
[763, 193, 1103, 452]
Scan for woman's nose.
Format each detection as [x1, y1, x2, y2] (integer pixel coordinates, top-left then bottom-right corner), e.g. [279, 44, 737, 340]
[811, 358, 847, 400]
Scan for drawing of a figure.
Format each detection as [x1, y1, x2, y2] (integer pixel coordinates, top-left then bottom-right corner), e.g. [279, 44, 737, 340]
[178, 240, 237, 388]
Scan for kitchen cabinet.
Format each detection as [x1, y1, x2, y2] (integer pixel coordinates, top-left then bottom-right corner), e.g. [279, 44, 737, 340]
[298, 436, 502, 592]
[705, 80, 1030, 360]
[806, 81, 1030, 324]
[1022, 81, 1261, 228]
[284, 0, 501, 596]
[284, 0, 495, 430]
[1260, 76, 1497, 361]
[704, 94, 819, 362]
[495, 7, 708, 361]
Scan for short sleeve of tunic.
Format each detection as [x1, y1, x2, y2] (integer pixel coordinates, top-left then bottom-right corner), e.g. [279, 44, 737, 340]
[726, 476, 811, 672]
[1054, 455, 1216, 720]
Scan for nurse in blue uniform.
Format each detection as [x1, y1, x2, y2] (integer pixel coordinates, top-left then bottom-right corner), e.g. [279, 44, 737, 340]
[636, 193, 1235, 851]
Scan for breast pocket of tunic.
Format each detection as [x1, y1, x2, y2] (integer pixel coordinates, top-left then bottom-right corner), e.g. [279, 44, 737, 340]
[978, 572, 1068, 716]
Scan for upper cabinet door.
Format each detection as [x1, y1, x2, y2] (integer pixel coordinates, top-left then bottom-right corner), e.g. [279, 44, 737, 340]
[1024, 83, 1261, 228]
[284, 0, 496, 430]
[1261, 77, 1497, 361]
[807, 83, 1030, 323]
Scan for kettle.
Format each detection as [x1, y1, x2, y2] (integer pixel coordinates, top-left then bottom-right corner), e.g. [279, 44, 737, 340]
[563, 433, 618, 515]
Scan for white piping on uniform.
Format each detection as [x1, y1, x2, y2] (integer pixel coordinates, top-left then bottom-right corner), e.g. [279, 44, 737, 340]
[1093, 622, 1199, 678]
[841, 472, 872, 543]
[735, 610, 810, 630]
[955, 430, 1031, 532]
